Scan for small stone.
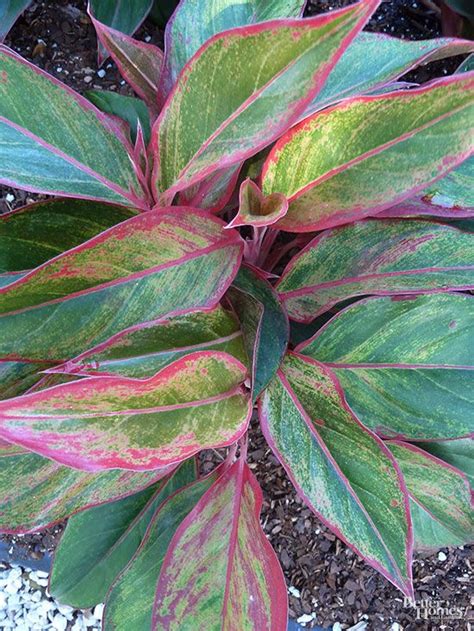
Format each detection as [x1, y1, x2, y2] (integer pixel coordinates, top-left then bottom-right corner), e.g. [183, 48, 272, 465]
[297, 613, 315, 624]
[93, 603, 104, 619]
[5, 193, 15, 203]
[288, 586, 300, 598]
[84, 76, 93, 84]
[333, 624, 343, 631]
[438, 551, 447, 562]
[97, 69, 106, 78]
[52, 613, 68, 631]
[390, 623, 401, 631]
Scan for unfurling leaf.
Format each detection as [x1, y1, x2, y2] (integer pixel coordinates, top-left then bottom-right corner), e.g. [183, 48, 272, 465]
[226, 179, 288, 229]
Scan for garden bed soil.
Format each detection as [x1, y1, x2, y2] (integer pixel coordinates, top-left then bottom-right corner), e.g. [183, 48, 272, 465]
[1, 1, 472, 629]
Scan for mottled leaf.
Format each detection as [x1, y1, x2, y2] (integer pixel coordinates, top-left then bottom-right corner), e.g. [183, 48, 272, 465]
[0, 351, 251, 471]
[91, 13, 162, 108]
[52, 305, 247, 378]
[177, 164, 242, 213]
[103, 467, 222, 631]
[159, 0, 306, 100]
[0, 198, 136, 274]
[299, 294, 474, 440]
[0, 46, 147, 207]
[0, 208, 243, 361]
[86, 91, 151, 145]
[301, 32, 474, 118]
[0, 0, 31, 41]
[259, 352, 413, 596]
[0, 445, 173, 533]
[227, 179, 288, 228]
[388, 441, 474, 550]
[277, 219, 474, 321]
[227, 265, 289, 400]
[153, 458, 288, 630]
[153, 0, 379, 200]
[262, 74, 474, 232]
[0, 361, 52, 399]
[50, 459, 196, 608]
[415, 438, 474, 486]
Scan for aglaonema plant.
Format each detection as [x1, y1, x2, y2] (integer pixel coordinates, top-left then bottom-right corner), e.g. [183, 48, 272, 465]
[0, 0, 473, 628]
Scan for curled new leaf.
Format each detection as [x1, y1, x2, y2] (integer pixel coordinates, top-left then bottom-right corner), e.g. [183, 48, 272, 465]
[226, 179, 288, 229]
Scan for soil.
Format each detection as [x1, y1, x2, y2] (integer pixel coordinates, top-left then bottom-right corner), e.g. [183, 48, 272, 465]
[1, 1, 472, 629]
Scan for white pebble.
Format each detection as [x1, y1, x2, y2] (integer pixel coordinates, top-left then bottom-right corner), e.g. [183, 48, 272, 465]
[97, 69, 106, 78]
[51, 612, 68, 630]
[297, 613, 315, 624]
[288, 586, 301, 598]
[93, 603, 104, 619]
[4, 192, 14, 202]
[438, 551, 447, 562]
[391, 623, 402, 631]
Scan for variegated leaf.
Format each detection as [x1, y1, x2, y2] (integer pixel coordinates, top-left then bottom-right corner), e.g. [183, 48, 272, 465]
[259, 352, 413, 596]
[103, 466, 223, 631]
[153, 0, 379, 200]
[51, 305, 247, 378]
[0, 46, 147, 207]
[177, 164, 242, 213]
[415, 438, 474, 486]
[0, 351, 251, 471]
[227, 265, 289, 400]
[0, 208, 242, 361]
[262, 74, 474, 232]
[388, 441, 474, 550]
[50, 459, 196, 608]
[0, 440, 173, 533]
[86, 91, 151, 145]
[298, 294, 474, 440]
[152, 458, 288, 631]
[227, 179, 288, 229]
[277, 219, 474, 321]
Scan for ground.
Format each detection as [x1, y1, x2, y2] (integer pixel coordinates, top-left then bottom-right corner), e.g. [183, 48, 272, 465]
[0, 1, 472, 629]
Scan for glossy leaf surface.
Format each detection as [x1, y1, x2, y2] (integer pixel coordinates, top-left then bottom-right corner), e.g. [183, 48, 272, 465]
[103, 468, 221, 631]
[0, 0, 31, 41]
[259, 352, 412, 596]
[416, 438, 474, 486]
[50, 459, 196, 608]
[0, 351, 251, 470]
[52, 305, 247, 378]
[227, 179, 288, 228]
[0, 444, 172, 532]
[177, 164, 242, 214]
[86, 91, 151, 145]
[153, 458, 288, 630]
[0, 199, 136, 274]
[262, 74, 474, 232]
[0, 208, 242, 361]
[228, 265, 289, 400]
[0, 46, 146, 207]
[91, 14, 163, 108]
[299, 294, 474, 439]
[277, 219, 474, 321]
[153, 0, 379, 199]
[388, 441, 474, 550]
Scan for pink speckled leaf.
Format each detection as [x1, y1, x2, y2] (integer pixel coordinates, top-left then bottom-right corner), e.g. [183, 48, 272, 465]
[0, 351, 251, 471]
[226, 179, 288, 229]
[152, 457, 288, 631]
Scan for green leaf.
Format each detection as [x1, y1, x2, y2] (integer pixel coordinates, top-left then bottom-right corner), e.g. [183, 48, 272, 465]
[299, 294, 474, 440]
[103, 467, 221, 631]
[259, 352, 413, 596]
[415, 438, 474, 486]
[0, 208, 243, 361]
[302, 32, 474, 117]
[262, 74, 474, 232]
[152, 458, 288, 630]
[228, 265, 289, 400]
[0, 361, 52, 399]
[49, 459, 196, 608]
[153, 0, 379, 200]
[226, 178, 288, 228]
[52, 304, 247, 378]
[419, 155, 473, 211]
[0, 351, 251, 471]
[0, 0, 32, 41]
[0, 198, 136, 274]
[388, 441, 474, 550]
[0, 46, 147, 208]
[277, 219, 474, 321]
[86, 91, 151, 145]
[159, 0, 306, 98]
[0, 441, 173, 532]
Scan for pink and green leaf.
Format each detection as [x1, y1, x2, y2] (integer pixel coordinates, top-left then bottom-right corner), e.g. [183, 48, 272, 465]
[153, 0, 380, 200]
[0, 208, 243, 361]
[0, 443, 174, 533]
[262, 74, 474, 232]
[91, 13, 163, 110]
[226, 179, 288, 229]
[415, 438, 474, 486]
[388, 441, 474, 550]
[49, 458, 196, 608]
[152, 457, 288, 631]
[51, 305, 247, 378]
[0, 46, 147, 207]
[0, 350, 251, 471]
[227, 265, 289, 400]
[299, 293, 474, 440]
[259, 352, 413, 596]
[176, 164, 242, 214]
[277, 219, 474, 321]
[103, 465, 224, 631]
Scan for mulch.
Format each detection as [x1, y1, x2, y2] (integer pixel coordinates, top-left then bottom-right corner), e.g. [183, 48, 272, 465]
[0, 1, 472, 628]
